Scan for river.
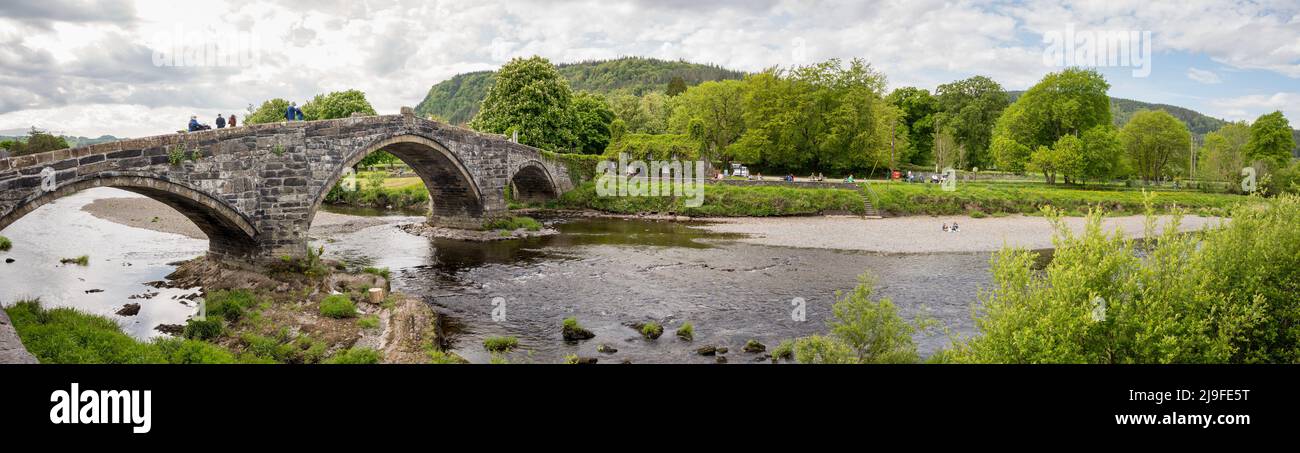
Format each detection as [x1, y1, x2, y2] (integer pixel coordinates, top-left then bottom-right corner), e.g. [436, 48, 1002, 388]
[0, 188, 994, 363]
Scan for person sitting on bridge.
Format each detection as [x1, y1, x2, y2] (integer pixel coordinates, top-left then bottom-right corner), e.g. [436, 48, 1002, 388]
[296, 106, 304, 121]
[188, 116, 201, 132]
[215, 114, 226, 129]
[228, 114, 237, 128]
[286, 102, 297, 122]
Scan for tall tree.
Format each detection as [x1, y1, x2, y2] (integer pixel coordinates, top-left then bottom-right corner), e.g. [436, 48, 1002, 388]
[470, 56, 576, 151]
[666, 76, 688, 96]
[991, 68, 1111, 175]
[886, 87, 938, 165]
[1120, 109, 1191, 183]
[667, 79, 746, 164]
[4, 127, 69, 156]
[570, 92, 615, 154]
[1197, 122, 1250, 182]
[245, 98, 292, 125]
[933, 75, 1009, 169]
[1245, 111, 1296, 168]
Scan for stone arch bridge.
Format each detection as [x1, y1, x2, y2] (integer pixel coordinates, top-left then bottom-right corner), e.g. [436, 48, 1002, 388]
[0, 108, 576, 264]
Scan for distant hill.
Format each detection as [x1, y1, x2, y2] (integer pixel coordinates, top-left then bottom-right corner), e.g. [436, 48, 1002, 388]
[0, 132, 121, 148]
[414, 57, 747, 125]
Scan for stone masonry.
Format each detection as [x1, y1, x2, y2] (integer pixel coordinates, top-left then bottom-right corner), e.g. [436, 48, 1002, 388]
[0, 108, 574, 264]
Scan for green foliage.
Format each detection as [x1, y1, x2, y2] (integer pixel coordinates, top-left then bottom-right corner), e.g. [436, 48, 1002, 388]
[5, 300, 245, 364]
[561, 178, 864, 216]
[604, 133, 703, 161]
[151, 338, 239, 364]
[640, 322, 664, 339]
[951, 196, 1300, 363]
[666, 76, 688, 96]
[1120, 109, 1192, 182]
[324, 176, 430, 210]
[324, 347, 382, 364]
[301, 89, 378, 121]
[772, 339, 795, 361]
[357, 315, 380, 330]
[483, 336, 519, 352]
[887, 87, 939, 165]
[470, 56, 578, 151]
[0, 235, 10, 251]
[60, 255, 89, 266]
[608, 92, 672, 135]
[666, 79, 747, 163]
[3, 127, 70, 156]
[1245, 111, 1295, 168]
[675, 322, 694, 341]
[319, 294, 358, 319]
[358, 150, 398, 169]
[570, 92, 615, 154]
[205, 289, 258, 323]
[183, 318, 224, 341]
[362, 267, 392, 281]
[793, 274, 923, 364]
[1197, 122, 1251, 182]
[428, 350, 465, 364]
[934, 75, 1010, 169]
[483, 216, 542, 232]
[245, 98, 292, 125]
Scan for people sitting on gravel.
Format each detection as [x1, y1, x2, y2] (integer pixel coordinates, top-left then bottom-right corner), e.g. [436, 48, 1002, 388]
[942, 223, 950, 232]
[951, 222, 960, 232]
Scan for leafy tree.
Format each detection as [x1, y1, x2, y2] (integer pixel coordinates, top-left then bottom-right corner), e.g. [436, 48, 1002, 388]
[991, 68, 1111, 175]
[609, 118, 627, 143]
[570, 92, 615, 154]
[608, 92, 672, 135]
[1245, 111, 1296, 168]
[666, 76, 687, 96]
[887, 87, 938, 165]
[604, 133, 702, 161]
[5, 127, 70, 156]
[1197, 122, 1250, 182]
[1120, 109, 1191, 182]
[470, 56, 577, 151]
[667, 79, 746, 165]
[933, 75, 1009, 169]
[245, 98, 292, 125]
[1078, 125, 1125, 183]
[301, 89, 377, 121]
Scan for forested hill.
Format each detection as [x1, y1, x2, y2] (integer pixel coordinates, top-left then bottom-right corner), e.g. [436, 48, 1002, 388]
[414, 57, 746, 125]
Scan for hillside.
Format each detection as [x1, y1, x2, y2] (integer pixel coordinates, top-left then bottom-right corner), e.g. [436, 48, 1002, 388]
[414, 57, 746, 125]
[0, 133, 121, 148]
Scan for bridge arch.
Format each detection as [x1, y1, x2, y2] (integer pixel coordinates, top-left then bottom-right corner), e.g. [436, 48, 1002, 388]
[0, 173, 260, 260]
[309, 134, 485, 229]
[509, 159, 559, 204]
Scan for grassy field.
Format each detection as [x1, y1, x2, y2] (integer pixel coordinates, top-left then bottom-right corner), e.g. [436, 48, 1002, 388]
[867, 181, 1255, 217]
[558, 179, 865, 216]
[324, 171, 429, 210]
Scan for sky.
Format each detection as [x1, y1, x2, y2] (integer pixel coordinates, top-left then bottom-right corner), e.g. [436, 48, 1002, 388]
[0, 0, 1297, 138]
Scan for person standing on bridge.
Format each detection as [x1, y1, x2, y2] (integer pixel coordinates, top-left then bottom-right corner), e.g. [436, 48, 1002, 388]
[215, 114, 226, 129]
[286, 102, 297, 122]
[295, 105, 304, 121]
[228, 114, 237, 128]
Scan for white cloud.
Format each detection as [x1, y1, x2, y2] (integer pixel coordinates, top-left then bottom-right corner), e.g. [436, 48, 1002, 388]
[1209, 92, 1300, 123]
[0, 0, 1297, 137]
[1187, 67, 1221, 84]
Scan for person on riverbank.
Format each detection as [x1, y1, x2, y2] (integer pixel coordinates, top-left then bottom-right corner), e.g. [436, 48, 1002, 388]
[215, 114, 226, 129]
[943, 223, 950, 232]
[951, 222, 960, 232]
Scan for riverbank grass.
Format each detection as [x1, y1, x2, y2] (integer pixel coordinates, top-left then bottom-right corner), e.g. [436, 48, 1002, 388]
[4, 300, 238, 364]
[560, 180, 864, 216]
[868, 181, 1253, 217]
[320, 294, 358, 319]
[483, 336, 519, 352]
[0, 235, 11, 251]
[484, 216, 542, 232]
[60, 255, 89, 266]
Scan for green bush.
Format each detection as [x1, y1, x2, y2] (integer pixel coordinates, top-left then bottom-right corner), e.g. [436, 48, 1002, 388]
[640, 322, 663, 340]
[772, 340, 795, 361]
[324, 347, 382, 364]
[319, 294, 357, 319]
[205, 289, 258, 323]
[153, 338, 238, 364]
[362, 267, 392, 280]
[5, 300, 236, 364]
[0, 235, 11, 251]
[791, 274, 926, 364]
[483, 336, 519, 352]
[675, 322, 694, 341]
[183, 318, 224, 341]
[950, 195, 1300, 363]
[357, 315, 380, 329]
[483, 216, 542, 231]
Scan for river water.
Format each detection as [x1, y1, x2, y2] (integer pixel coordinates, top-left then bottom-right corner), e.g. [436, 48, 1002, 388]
[0, 188, 994, 363]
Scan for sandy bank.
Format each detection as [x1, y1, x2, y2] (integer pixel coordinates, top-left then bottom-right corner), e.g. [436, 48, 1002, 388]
[82, 196, 397, 239]
[694, 214, 1226, 253]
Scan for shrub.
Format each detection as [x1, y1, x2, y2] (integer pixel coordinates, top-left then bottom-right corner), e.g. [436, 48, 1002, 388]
[362, 267, 392, 281]
[791, 274, 925, 364]
[205, 289, 258, 323]
[483, 216, 542, 232]
[60, 255, 89, 266]
[772, 340, 795, 361]
[483, 336, 519, 352]
[640, 322, 663, 340]
[561, 316, 594, 341]
[0, 235, 11, 251]
[183, 318, 224, 341]
[152, 338, 238, 364]
[319, 294, 357, 319]
[675, 322, 694, 341]
[357, 315, 380, 329]
[324, 347, 382, 364]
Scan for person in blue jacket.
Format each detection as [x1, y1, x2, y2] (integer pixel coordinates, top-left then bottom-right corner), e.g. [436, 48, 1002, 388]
[188, 115, 201, 131]
[296, 105, 304, 121]
[286, 102, 296, 121]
